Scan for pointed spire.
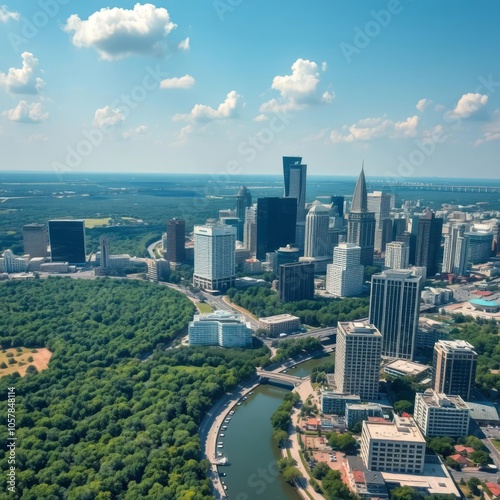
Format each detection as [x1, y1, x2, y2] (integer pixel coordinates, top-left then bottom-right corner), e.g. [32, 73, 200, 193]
[351, 163, 367, 212]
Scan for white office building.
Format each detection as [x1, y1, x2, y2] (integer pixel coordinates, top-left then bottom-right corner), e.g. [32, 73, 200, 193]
[360, 415, 426, 474]
[304, 202, 331, 258]
[384, 242, 410, 270]
[414, 389, 470, 438]
[193, 223, 236, 291]
[188, 310, 253, 348]
[326, 243, 364, 297]
[0, 250, 29, 273]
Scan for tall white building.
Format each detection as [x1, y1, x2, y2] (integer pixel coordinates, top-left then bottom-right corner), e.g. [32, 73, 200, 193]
[369, 270, 422, 360]
[414, 389, 470, 438]
[188, 310, 253, 348]
[367, 191, 392, 252]
[243, 206, 257, 254]
[335, 321, 382, 401]
[442, 224, 469, 276]
[384, 241, 410, 270]
[360, 415, 426, 473]
[326, 243, 364, 297]
[193, 223, 236, 291]
[304, 202, 330, 257]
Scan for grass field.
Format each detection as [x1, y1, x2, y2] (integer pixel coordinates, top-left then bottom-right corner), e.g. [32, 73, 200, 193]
[85, 217, 111, 228]
[492, 439, 500, 451]
[197, 302, 214, 314]
[0, 347, 52, 377]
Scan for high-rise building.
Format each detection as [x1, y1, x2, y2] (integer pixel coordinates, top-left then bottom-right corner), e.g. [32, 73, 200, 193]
[414, 389, 470, 438]
[326, 243, 364, 297]
[23, 223, 47, 258]
[278, 261, 314, 302]
[48, 219, 86, 264]
[432, 340, 477, 401]
[367, 191, 392, 252]
[384, 241, 410, 270]
[369, 270, 422, 360]
[410, 211, 443, 277]
[235, 186, 252, 241]
[335, 321, 382, 401]
[304, 202, 330, 257]
[243, 206, 257, 254]
[99, 235, 110, 270]
[256, 197, 297, 260]
[466, 229, 494, 264]
[330, 196, 345, 219]
[442, 224, 469, 275]
[283, 156, 307, 222]
[347, 166, 376, 266]
[166, 218, 186, 263]
[193, 223, 236, 292]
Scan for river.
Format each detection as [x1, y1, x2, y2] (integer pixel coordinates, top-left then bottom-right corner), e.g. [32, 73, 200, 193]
[218, 352, 335, 499]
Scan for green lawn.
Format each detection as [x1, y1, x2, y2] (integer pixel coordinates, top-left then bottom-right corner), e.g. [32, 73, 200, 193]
[85, 218, 111, 228]
[197, 302, 214, 314]
[492, 439, 500, 452]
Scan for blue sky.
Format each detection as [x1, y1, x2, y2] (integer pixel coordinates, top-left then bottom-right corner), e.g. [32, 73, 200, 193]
[0, 1, 499, 178]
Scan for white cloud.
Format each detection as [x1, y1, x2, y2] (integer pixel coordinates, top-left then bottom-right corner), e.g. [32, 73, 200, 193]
[330, 115, 419, 143]
[171, 124, 194, 146]
[416, 98, 432, 112]
[160, 74, 195, 89]
[173, 90, 243, 122]
[474, 110, 500, 146]
[451, 92, 488, 118]
[122, 124, 148, 140]
[254, 114, 268, 122]
[3, 101, 48, 123]
[259, 58, 334, 114]
[64, 4, 177, 61]
[178, 37, 190, 51]
[321, 61, 327, 72]
[93, 106, 125, 128]
[0, 52, 45, 95]
[0, 5, 19, 22]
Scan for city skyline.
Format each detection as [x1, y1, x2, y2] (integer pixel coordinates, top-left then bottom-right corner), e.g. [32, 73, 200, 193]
[0, 2, 499, 177]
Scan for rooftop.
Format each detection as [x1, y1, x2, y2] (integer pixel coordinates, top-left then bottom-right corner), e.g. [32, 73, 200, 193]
[470, 298, 499, 307]
[385, 359, 430, 376]
[417, 389, 469, 410]
[435, 339, 477, 353]
[466, 402, 500, 422]
[363, 416, 425, 443]
[259, 314, 300, 323]
[339, 321, 382, 337]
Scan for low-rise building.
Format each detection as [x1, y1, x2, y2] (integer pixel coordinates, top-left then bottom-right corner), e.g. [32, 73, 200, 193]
[414, 389, 470, 438]
[188, 310, 253, 348]
[422, 287, 454, 306]
[40, 262, 69, 273]
[345, 403, 386, 429]
[346, 456, 389, 499]
[321, 390, 360, 415]
[360, 415, 426, 474]
[383, 359, 430, 381]
[258, 314, 300, 336]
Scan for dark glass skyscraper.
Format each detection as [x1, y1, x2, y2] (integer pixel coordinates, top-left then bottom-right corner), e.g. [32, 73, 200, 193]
[166, 218, 186, 263]
[347, 166, 376, 266]
[283, 156, 307, 222]
[48, 220, 86, 264]
[256, 197, 297, 260]
[278, 261, 314, 302]
[410, 211, 443, 277]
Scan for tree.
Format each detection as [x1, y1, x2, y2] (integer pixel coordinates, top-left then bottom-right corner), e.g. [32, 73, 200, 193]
[390, 485, 422, 500]
[273, 429, 288, 448]
[470, 450, 489, 467]
[0, 362, 7, 369]
[465, 436, 488, 452]
[282, 466, 302, 484]
[467, 477, 481, 496]
[445, 457, 461, 470]
[394, 400, 414, 415]
[328, 432, 357, 452]
[427, 436, 455, 457]
[311, 461, 330, 480]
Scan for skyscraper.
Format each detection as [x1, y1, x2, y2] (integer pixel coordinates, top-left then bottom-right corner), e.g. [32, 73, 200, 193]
[278, 261, 314, 302]
[23, 223, 47, 258]
[48, 220, 86, 264]
[369, 270, 422, 360]
[335, 321, 382, 401]
[466, 229, 494, 264]
[367, 191, 392, 252]
[326, 243, 364, 297]
[432, 340, 477, 401]
[193, 223, 236, 291]
[283, 156, 307, 222]
[243, 206, 257, 254]
[235, 186, 252, 241]
[330, 196, 345, 219]
[384, 241, 410, 270]
[166, 218, 186, 263]
[256, 197, 297, 260]
[442, 224, 469, 276]
[347, 166, 376, 266]
[304, 202, 330, 257]
[410, 211, 443, 277]
[99, 235, 110, 270]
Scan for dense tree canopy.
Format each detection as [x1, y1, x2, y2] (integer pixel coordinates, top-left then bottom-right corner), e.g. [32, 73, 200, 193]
[0, 278, 257, 498]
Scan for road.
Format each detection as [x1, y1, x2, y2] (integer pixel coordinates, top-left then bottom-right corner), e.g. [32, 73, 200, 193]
[147, 239, 162, 259]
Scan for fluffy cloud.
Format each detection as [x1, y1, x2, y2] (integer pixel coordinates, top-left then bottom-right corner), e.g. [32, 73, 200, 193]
[178, 37, 190, 51]
[3, 101, 48, 123]
[416, 98, 432, 112]
[259, 58, 334, 114]
[171, 124, 194, 146]
[0, 52, 45, 95]
[160, 74, 195, 89]
[122, 124, 148, 140]
[474, 110, 500, 146]
[64, 4, 177, 61]
[93, 106, 125, 128]
[0, 5, 19, 22]
[330, 115, 419, 143]
[173, 90, 242, 122]
[451, 92, 488, 118]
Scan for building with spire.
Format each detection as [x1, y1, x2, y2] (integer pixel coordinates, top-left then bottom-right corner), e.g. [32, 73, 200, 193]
[235, 186, 252, 242]
[347, 165, 376, 266]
